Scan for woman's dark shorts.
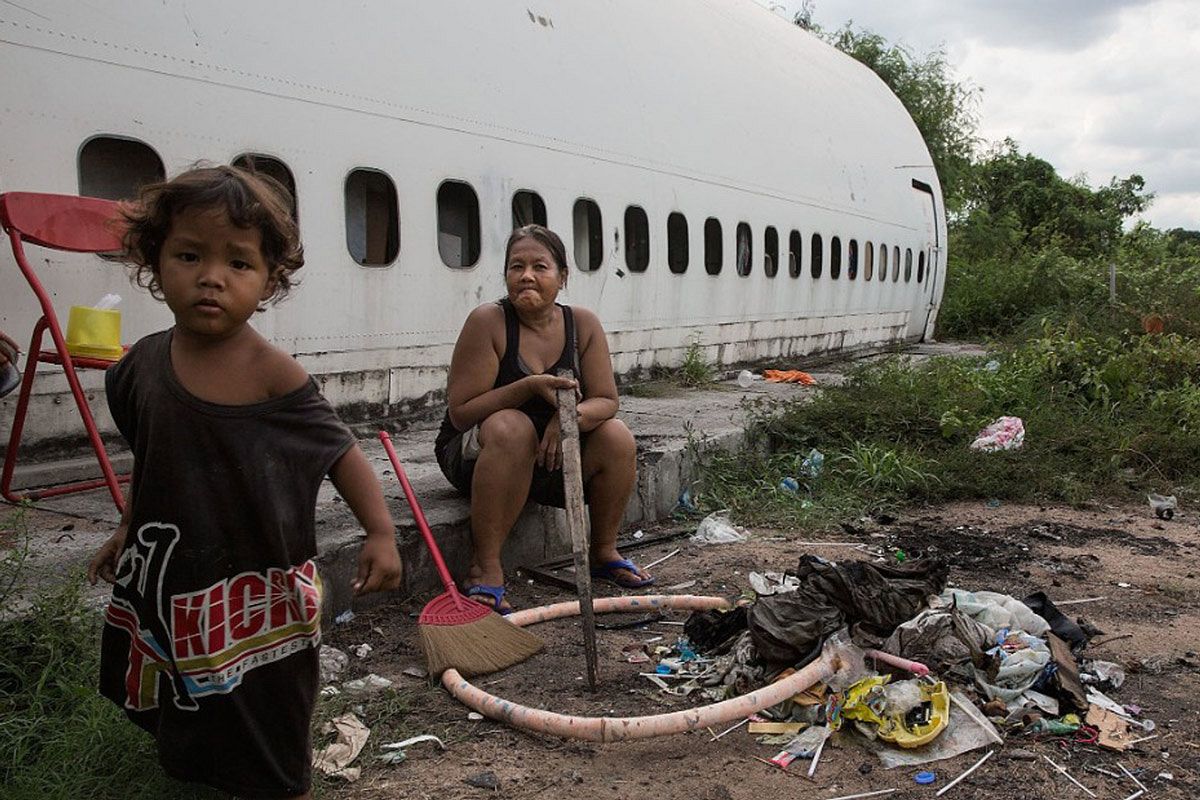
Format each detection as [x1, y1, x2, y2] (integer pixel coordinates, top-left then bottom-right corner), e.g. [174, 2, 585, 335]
[435, 416, 593, 510]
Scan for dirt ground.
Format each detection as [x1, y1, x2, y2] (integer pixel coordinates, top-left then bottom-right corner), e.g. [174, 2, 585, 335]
[318, 501, 1200, 800]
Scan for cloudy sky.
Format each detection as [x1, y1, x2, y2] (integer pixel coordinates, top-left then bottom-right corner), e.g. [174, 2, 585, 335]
[755, 0, 1199, 230]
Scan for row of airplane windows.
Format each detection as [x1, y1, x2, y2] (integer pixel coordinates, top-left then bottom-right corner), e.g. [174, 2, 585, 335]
[75, 135, 928, 285]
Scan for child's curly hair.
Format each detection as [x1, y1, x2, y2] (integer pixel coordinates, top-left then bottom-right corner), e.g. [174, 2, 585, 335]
[120, 164, 304, 306]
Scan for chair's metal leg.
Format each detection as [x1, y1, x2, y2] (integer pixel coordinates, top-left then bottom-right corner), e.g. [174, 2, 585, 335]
[0, 318, 47, 504]
[1, 317, 126, 512]
[49, 322, 125, 513]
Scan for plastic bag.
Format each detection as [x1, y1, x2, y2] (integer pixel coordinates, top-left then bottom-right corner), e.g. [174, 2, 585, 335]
[319, 645, 349, 684]
[801, 448, 825, 479]
[970, 416, 1025, 452]
[1081, 659, 1126, 689]
[874, 691, 1002, 768]
[882, 679, 924, 716]
[690, 511, 748, 545]
[1148, 493, 1177, 520]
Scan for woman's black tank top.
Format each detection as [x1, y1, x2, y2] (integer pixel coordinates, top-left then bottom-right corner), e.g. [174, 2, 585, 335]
[437, 298, 580, 443]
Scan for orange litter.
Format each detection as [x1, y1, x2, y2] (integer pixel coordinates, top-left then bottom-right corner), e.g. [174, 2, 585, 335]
[763, 369, 816, 385]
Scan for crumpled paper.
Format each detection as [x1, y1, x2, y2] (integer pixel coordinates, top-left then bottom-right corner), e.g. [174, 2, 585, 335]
[313, 712, 370, 781]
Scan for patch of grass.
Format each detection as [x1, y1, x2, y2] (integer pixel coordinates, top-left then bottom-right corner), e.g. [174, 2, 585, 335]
[0, 509, 216, 800]
[691, 326, 1200, 525]
[676, 336, 716, 388]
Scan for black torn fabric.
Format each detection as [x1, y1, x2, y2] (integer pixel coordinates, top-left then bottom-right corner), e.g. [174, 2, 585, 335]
[684, 606, 748, 654]
[748, 555, 948, 667]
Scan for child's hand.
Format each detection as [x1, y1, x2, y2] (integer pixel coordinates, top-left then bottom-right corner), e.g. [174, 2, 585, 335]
[88, 527, 127, 585]
[353, 535, 402, 595]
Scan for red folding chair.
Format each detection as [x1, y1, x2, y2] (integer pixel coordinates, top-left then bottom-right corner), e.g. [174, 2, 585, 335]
[1, 192, 128, 511]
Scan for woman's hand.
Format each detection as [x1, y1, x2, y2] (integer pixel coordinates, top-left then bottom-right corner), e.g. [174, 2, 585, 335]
[538, 412, 563, 470]
[524, 373, 577, 406]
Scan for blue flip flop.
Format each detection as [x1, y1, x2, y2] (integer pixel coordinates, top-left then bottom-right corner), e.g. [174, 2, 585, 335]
[590, 558, 655, 589]
[465, 583, 513, 615]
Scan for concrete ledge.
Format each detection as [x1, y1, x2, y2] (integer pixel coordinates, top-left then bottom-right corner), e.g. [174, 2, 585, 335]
[310, 387, 758, 623]
[8, 343, 990, 622]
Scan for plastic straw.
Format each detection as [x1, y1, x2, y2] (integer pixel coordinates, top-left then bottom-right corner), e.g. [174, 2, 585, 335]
[1043, 755, 1096, 798]
[710, 717, 748, 741]
[807, 733, 827, 777]
[1121, 791, 1144, 800]
[936, 749, 995, 796]
[826, 789, 896, 800]
[642, 549, 680, 570]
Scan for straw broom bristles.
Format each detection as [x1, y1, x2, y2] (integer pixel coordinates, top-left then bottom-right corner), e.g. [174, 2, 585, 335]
[378, 430, 544, 679]
[420, 612, 543, 678]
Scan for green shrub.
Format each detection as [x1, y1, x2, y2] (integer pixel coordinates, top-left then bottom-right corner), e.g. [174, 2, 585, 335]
[693, 328, 1200, 523]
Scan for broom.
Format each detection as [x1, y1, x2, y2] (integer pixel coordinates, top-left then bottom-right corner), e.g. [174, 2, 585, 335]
[378, 431, 543, 677]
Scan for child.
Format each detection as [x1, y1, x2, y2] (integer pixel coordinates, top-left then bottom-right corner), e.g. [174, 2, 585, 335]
[87, 165, 402, 800]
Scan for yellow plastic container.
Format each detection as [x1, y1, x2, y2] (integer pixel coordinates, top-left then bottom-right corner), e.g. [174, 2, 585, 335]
[65, 306, 124, 360]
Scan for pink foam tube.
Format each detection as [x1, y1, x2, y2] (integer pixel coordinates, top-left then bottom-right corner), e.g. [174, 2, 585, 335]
[442, 594, 844, 742]
[864, 648, 930, 676]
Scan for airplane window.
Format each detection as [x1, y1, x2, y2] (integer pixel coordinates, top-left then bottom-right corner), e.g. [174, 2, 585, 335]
[811, 233, 823, 279]
[512, 190, 546, 228]
[864, 242, 874, 281]
[704, 218, 723, 275]
[344, 169, 399, 267]
[736, 222, 752, 277]
[764, 226, 779, 278]
[918, 250, 926, 283]
[78, 136, 164, 201]
[830, 236, 842, 280]
[624, 206, 650, 273]
[437, 180, 481, 268]
[893, 245, 901, 281]
[788, 230, 802, 278]
[904, 248, 913, 282]
[879, 243, 888, 282]
[573, 198, 603, 271]
[233, 154, 298, 219]
[848, 239, 858, 280]
[668, 212, 688, 274]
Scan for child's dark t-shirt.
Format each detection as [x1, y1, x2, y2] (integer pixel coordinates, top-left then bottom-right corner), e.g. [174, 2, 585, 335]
[99, 329, 354, 798]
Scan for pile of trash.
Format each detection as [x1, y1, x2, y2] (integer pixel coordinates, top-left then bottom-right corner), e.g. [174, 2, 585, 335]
[630, 553, 1161, 786]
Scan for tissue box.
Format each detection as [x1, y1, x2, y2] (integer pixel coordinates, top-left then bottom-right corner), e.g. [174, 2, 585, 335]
[65, 306, 124, 360]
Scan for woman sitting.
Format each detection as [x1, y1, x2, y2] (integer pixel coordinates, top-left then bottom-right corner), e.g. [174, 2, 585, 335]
[435, 224, 652, 613]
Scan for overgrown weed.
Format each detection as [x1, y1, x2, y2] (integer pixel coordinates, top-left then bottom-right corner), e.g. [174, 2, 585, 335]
[676, 336, 716, 388]
[0, 509, 216, 799]
[691, 327, 1200, 524]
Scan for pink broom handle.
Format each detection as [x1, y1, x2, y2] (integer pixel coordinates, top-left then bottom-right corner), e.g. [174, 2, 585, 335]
[378, 431, 459, 600]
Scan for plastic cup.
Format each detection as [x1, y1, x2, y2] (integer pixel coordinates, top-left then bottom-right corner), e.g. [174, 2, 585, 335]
[737, 369, 760, 389]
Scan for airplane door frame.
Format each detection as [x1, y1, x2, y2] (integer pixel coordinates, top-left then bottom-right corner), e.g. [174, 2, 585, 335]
[911, 179, 940, 341]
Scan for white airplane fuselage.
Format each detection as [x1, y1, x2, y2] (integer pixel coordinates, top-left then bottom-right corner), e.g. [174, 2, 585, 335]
[0, 1, 946, 445]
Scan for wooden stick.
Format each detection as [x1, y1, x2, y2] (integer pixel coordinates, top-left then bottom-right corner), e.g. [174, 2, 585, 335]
[1117, 762, 1147, 792]
[1043, 755, 1096, 798]
[936, 749, 994, 796]
[557, 370, 598, 689]
[1090, 633, 1135, 649]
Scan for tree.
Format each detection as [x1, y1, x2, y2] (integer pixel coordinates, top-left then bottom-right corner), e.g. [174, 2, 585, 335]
[796, 17, 980, 212]
[955, 139, 1152, 261]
